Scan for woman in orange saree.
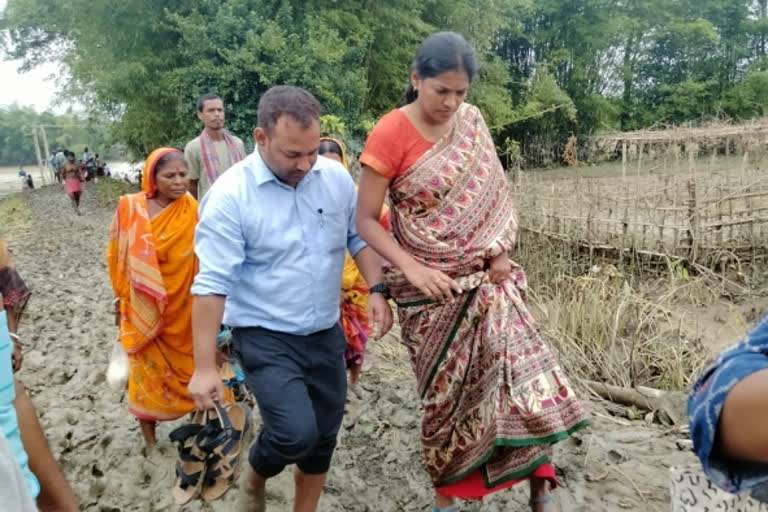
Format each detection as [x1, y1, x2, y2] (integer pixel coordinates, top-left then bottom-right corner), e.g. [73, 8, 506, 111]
[318, 137, 391, 385]
[356, 33, 588, 512]
[106, 148, 202, 446]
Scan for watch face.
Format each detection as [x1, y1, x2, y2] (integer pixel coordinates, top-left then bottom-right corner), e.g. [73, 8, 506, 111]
[371, 284, 387, 295]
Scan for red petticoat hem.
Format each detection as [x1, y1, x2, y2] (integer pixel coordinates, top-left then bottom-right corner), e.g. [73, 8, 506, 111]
[435, 462, 556, 500]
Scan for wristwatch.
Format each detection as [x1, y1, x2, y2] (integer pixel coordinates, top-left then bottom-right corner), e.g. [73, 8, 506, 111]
[369, 283, 390, 299]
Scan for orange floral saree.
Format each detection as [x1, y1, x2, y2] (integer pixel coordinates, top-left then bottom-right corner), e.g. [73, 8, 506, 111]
[382, 104, 588, 497]
[321, 137, 392, 366]
[105, 148, 199, 421]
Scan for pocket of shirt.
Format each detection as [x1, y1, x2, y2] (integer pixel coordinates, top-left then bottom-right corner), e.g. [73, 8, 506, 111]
[318, 208, 348, 254]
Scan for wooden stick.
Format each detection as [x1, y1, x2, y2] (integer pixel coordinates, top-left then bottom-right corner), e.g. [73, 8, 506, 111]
[585, 380, 687, 426]
[622, 141, 628, 182]
[687, 178, 699, 262]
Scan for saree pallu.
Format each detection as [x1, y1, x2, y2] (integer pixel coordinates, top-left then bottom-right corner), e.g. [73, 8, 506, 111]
[106, 192, 202, 421]
[385, 104, 588, 495]
[340, 252, 371, 367]
[0, 240, 30, 316]
[340, 205, 391, 367]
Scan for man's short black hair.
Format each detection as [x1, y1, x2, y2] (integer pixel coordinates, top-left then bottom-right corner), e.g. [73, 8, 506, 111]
[197, 93, 222, 112]
[257, 86, 321, 134]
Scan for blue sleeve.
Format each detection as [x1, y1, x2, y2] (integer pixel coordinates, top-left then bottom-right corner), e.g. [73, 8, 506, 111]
[191, 188, 246, 296]
[688, 316, 768, 494]
[343, 173, 367, 257]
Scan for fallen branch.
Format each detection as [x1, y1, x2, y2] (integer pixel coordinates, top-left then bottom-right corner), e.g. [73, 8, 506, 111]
[585, 380, 687, 426]
[489, 103, 570, 131]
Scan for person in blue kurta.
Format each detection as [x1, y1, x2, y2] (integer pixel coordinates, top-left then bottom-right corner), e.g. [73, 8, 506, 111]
[188, 85, 393, 512]
[689, 314, 768, 499]
[0, 304, 38, 503]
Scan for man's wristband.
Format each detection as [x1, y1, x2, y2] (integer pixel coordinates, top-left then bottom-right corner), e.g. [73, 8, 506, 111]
[369, 283, 390, 299]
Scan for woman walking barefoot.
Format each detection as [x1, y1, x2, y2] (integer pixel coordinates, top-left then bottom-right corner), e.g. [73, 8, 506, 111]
[107, 148, 231, 446]
[355, 32, 588, 511]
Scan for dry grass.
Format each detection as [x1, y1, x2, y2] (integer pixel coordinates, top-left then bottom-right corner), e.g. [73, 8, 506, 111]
[0, 194, 32, 235]
[93, 178, 139, 207]
[514, 231, 747, 391]
[368, 231, 734, 393]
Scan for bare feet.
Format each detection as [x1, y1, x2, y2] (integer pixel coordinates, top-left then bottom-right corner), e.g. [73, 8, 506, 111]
[530, 476, 558, 512]
[139, 419, 157, 446]
[434, 490, 457, 510]
[238, 467, 266, 512]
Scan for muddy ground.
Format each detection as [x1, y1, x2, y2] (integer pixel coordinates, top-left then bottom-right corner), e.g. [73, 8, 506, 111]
[3, 182, 751, 511]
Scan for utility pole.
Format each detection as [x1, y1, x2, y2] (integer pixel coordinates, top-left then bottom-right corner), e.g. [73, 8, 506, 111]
[39, 125, 53, 183]
[32, 127, 46, 186]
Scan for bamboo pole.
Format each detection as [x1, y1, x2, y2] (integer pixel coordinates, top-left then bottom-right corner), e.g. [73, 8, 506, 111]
[32, 127, 46, 186]
[688, 141, 695, 175]
[622, 141, 628, 182]
[716, 186, 724, 246]
[39, 125, 53, 183]
[729, 198, 735, 242]
[687, 178, 699, 263]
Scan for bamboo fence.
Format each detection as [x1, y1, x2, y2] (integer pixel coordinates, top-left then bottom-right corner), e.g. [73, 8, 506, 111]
[514, 126, 768, 268]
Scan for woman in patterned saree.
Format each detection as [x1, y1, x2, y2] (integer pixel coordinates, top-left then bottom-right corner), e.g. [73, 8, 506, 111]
[356, 32, 588, 512]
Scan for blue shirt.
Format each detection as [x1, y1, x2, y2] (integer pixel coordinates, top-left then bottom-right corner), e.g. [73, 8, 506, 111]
[191, 150, 367, 335]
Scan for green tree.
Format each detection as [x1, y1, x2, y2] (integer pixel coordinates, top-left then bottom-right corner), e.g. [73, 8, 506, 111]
[0, 104, 114, 166]
[3, 0, 766, 168]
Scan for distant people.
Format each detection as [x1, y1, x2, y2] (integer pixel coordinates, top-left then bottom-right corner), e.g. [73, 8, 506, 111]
[82, 147, 93, 167]
[184, 93, 245, 199]
[48, 152, 61, 183]
[61, 152, 83, 215]
[95, 154, 105, 179]
[81, 148, 96, 182]
[54, 150, 66, 184]
[92, 153, 104, 182]
[25, 175, 33, 190]
[17, 168, 28, 192]
[103, 162, 111, 177]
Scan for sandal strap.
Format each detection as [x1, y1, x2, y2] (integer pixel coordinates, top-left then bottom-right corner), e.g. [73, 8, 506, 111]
[178, 448, 205, 463]
[196, 422, 231, 454]
[169, 424, 204, 444]
[211, 401, 234, 431]
[175, 461, 203, 490]
[197, 403, 245, 455]
[209, 429, 242, 458]
[203, 460, 237, 486]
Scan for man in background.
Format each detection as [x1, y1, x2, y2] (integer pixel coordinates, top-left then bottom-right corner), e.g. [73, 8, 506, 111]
[184, 93, 245, 199]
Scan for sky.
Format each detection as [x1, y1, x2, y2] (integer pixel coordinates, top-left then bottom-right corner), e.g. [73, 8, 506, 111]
[0, 0, 73, 113]
[0, 59, 64, 113]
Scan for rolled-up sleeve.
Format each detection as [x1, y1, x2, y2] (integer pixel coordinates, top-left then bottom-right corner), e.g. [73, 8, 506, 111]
[344, 176, 367, 257]
[192, 189, 245, 296]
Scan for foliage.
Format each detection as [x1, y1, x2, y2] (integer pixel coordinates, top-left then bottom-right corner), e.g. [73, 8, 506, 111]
[3, 0, 768, 167]
[93, 177, 139, 208]
[0, 104, 115, 166]
[320, 115, 347, 140]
